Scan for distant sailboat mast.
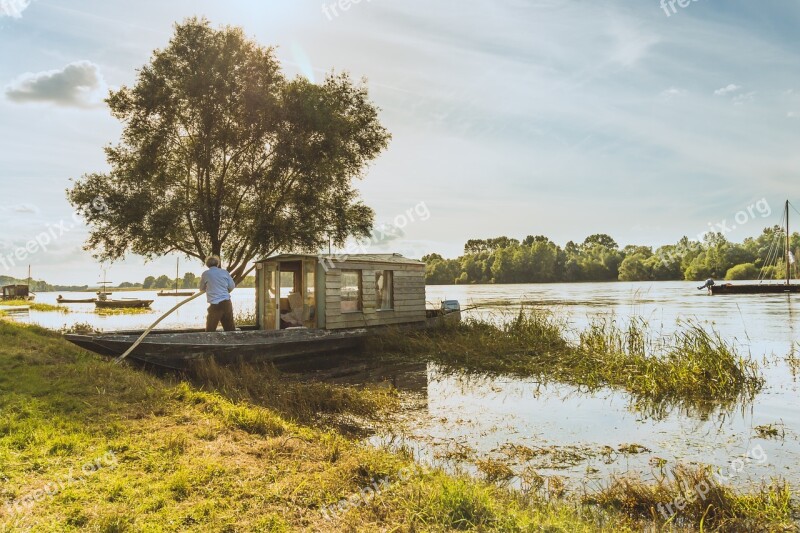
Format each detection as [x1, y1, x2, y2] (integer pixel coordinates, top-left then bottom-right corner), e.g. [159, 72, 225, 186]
[786, 199, 791, 286]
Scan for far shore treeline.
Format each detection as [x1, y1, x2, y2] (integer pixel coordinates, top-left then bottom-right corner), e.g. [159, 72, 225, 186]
[422, 226, 800, 285]
[0, 273, 255, 292]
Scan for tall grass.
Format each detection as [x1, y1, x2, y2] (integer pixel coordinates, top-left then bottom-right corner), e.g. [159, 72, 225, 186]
[367, 310, 763, 412]
[583, 465, 795, 532]
[186, 359, 399, 429]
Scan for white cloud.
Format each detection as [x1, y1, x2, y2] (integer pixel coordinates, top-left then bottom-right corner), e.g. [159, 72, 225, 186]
[4, 61, 107, 108]
[788, 111, 800, 118]
[732, 91, 756, 106]
[0, 0, 30, 18]
[714, 84, 741, 96]
[660, 87, 685, 100]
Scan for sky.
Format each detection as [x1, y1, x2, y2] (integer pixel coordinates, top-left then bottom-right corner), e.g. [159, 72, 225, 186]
[1, 0, 800, 285]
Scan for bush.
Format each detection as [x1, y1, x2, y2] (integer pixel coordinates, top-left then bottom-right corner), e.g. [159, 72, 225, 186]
[725, 263, 759, 280]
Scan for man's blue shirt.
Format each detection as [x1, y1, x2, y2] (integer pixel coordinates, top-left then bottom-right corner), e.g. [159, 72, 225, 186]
[200, 266, 235, 304]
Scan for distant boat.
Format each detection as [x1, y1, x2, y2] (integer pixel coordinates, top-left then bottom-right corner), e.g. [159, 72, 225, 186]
[96, 270, 113, 300]
[57, 296, 97, 303]
[1, 284, 32, 301]
[711, 200, 800, 295]
[157, 290, 195, 297]
[95, 299, 153, 309]
[157, 258, 196, 297]
[3, 265, 36, 301]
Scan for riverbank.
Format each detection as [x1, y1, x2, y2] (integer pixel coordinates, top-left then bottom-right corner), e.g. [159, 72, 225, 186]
[0, 322, 795, 530]
[0, 321, 635, 531]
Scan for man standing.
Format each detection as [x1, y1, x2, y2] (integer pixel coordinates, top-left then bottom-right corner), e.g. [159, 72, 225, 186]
[200, 255, 236, 332]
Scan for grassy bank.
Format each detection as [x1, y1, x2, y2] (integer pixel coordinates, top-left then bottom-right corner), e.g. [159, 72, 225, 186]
[0, 322, 792, 531]
[367, 310, 764, 413]
[0, 321, 630, 531]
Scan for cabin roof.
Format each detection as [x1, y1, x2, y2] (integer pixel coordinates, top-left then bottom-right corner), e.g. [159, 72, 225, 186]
[256, 253, 424, 266]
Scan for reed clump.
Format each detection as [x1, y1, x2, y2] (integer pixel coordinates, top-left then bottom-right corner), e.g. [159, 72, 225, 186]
[583, 465, 795, 532]
[367, 310, 764, 408]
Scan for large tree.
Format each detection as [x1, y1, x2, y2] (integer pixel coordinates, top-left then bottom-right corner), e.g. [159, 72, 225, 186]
[68, 18, 390, 282]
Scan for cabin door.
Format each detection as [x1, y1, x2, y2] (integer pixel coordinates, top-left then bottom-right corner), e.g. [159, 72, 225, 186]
[258, 263, 279, 331]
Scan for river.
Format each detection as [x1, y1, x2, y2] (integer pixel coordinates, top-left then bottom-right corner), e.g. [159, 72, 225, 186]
[13, 281, 800, 493]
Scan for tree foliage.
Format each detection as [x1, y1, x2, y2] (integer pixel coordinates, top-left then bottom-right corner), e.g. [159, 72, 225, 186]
[423, 228, 800, 285]
[68, 18, 390, 282]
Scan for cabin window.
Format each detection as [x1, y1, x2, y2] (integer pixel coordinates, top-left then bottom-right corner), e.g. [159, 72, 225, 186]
[279, 271, 295, 298]
[340, 270, 362, 313]
[375, 270, 393, 310]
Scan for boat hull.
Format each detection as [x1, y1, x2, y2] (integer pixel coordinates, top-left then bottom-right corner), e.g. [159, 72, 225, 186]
[58, 298, 97, 303]
[66, 328, 368, 369]
[710, 284, 800, 295]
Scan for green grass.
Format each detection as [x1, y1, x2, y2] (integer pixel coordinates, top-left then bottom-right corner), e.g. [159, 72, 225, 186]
[187, 359, 400, 431]
[0, 321, 791, 532]
[0, 321, 635, 531]
[367, 310, 764, 415]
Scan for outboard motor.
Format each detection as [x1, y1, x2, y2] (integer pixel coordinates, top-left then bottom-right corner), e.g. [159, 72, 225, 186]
[441, 300, 461, 323]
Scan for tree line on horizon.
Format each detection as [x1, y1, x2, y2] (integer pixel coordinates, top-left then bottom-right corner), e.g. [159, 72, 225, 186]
[421, 227, 800, 285]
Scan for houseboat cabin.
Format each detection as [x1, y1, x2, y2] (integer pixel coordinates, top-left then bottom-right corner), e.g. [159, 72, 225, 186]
[254, 254, 426, 331]
[2, 284, 30, 301]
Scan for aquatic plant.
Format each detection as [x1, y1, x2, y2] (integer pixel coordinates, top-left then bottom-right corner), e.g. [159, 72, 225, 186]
[583, 465, 795, 532]
[1, 299, 68, 313]
[367, 310, 764, 413]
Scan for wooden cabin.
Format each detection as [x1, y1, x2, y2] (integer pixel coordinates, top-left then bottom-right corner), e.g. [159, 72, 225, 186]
[1, 285, 30, 301]
[254, 254, 426, 331]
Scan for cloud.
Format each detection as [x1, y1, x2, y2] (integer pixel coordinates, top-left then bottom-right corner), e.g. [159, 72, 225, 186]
[660, 87, 685, 100]
[788, 111, 800, 118]
[12, 203, 39, 214]
[714, 84, 741, 96]
[4, 61, 107, 108]
[732, 91, 756, 106]
[0, 0, 30, 18]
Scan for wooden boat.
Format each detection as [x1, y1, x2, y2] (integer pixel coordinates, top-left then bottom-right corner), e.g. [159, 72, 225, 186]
[68, 303, 460, 369]
[67, 254, 461, 368]
[57, 295, 97, 303]
[2, 266, 36, 301]
[711, 283, 800, 295]
[157, 258, 195, 296]
[1, 285, 31, 301]
[95, 299, 153, 309]
[157, 290, 195, 297]
[710, 200, 799, 295]
[65, 327, 368, 369]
